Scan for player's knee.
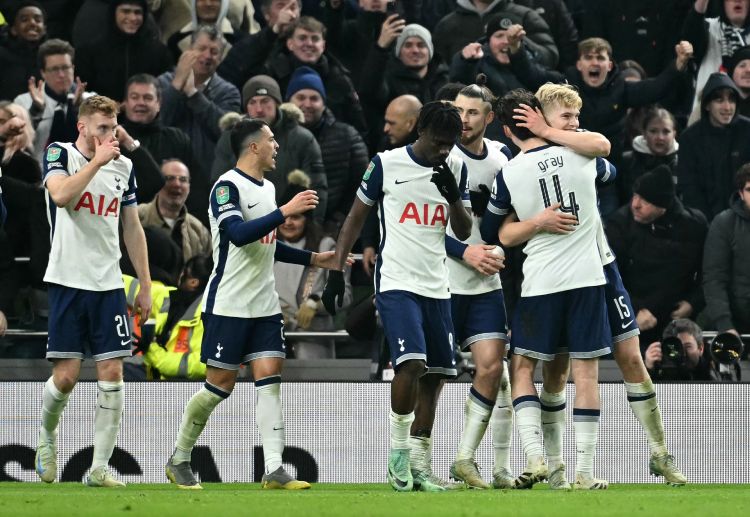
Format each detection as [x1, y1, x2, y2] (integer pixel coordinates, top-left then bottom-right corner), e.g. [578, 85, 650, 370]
[616, 349, 648, 381]
[476, 359, 502, 382]
[53, 372, 78, 393]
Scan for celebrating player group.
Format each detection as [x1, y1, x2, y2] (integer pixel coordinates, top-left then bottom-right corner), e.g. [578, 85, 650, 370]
[33, 78, 686, 491]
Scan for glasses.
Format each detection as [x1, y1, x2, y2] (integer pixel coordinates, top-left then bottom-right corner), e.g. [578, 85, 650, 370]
[164, 175, 190, 184]
[45, 64, 73, 74]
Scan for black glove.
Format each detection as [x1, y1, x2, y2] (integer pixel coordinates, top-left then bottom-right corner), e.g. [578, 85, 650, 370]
[431, 160, 461, 204]
[469, 184, 491, 217]
[322, 270, 345, 315]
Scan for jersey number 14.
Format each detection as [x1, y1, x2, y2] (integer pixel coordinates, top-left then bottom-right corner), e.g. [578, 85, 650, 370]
[538, 175, 580, 218]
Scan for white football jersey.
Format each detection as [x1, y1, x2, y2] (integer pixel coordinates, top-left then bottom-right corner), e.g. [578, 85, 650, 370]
[446, 140, 512, 295]
[358, 145, 468, 299]
[487, 144, 616, 296]
[202, 168, 281, 318]
[43, 142, 137, 291]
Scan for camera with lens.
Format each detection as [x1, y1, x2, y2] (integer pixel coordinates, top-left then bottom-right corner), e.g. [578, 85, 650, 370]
[709, 332, 744, 381]
[657, 336, 688, 380]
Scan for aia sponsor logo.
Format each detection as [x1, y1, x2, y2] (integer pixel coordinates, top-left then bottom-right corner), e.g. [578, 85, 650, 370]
[398, 202, 447, 226]
[74, 192, 119, 217]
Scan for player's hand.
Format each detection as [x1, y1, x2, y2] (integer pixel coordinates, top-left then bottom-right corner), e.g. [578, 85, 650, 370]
[513, 103, 550, 139]
[312, 250, 352, 269]
[531, 203, 577, 233]
[506, 24, 526, 53]
[461, 42, 484, 60]
[362, 246, 377, 277]
[72, 76, 88, 106]
[272, 0, 299, 34]
[431, 160, 461, 204]
[27, 76, 46, 109]
[636, 308, 657, 331]
[670, 300, 693, 319]
[675, 40, 693, 71]
[644, 341, 662, 370]
[296, 298, 319, 329]
[0, 310, 7, 337]
[377, 14, 405, 49]
[92, 136, 121, 166]
[322, 270, 345, 315]
[463, 244, 504, 275]
[133, 286, 152, 324]
[469, 184, 491, 217]
[281, 189, 319, 217]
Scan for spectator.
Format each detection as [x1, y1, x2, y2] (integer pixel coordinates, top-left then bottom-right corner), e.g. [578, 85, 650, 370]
[158, 25, 241, 180]
[117, 74, 206, 222]
[166, 0, 255, 61]
[14, 38, 95, 162]
[433, 0, 559, 69]
[286, 66, 369, 233]
[606, 165, 708, 346]
[702, 164, 750, 337]
[70, 0, 161, 48]
[450, 14, 529, 98]
[644, 319, 733, 381]
[677, 72, 750, 221]
[620, 107, 680, 204]
[582, 0, 691, 77]
[216, 0, 301, 90]
[274, 171, 352, 359]
[508, 33, 694, 217]
[265, 16, 367, 133]
[0, 1, 47, 101]
[138, 159, 212, 263]
[75, 0, 172, 102]
[728, 45, 750, 116]
[516, 0, 579, 70]
[142, 254, 214, 380]
[211, 74, 327, 221]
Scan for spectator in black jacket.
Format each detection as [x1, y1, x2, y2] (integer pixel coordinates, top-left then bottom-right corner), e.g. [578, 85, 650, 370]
[702, 164, 750, 337]
[516, 0, 579, 70]
[75, 0, 173, 102]
[286, 66, 369, 234]
[728, 45, 750, 117]
[677, 72, 750, 221]
[606, 165, 708, 346]
[0, 1, 47, 101]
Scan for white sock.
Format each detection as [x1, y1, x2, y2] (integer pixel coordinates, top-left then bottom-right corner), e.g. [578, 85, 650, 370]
[409, 435, 430, 474]
[540, 389, 566, 469]
[173, 383, 227, 464]
[625, 380, 667, 456]
[573, 408, 600, 478]
[513, 396, 544, 463]
[39, 377, 70, 444]
[389, 410, 414, 450]
[91, 380, 124, 471]
[456, 387, 494, 461]
[256, 376, 285, 474]
[491, 367, 513, 473]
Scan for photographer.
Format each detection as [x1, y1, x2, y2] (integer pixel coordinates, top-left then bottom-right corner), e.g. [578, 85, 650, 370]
[644, 319, 739, 382]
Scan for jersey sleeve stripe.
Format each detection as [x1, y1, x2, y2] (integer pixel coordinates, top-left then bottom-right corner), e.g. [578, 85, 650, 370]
[357, 189, 376, 206]
[486, 203, 509, 216]
[217, 211, 243, 225]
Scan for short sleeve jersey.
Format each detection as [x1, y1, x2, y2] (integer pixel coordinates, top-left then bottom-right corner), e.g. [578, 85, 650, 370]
[446, 140, 512, 295]
[43, 142, 137, 291]
[487, 144, 616, 297]
[202, 168, 281, 318]
[358, 145, 468, 299]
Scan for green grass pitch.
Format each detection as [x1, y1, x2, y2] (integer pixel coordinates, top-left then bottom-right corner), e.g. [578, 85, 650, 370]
[2, 483, 749, 517]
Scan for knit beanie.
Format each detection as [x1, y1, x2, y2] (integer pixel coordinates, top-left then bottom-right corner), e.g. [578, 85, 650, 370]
[242, 75, 282, 107]
[729, 46, 750, 78]
[633, 165, 675, 209]
[394, 24, 433, 60]
[485, 12, 523, 39]
[285, 66, 327, 101]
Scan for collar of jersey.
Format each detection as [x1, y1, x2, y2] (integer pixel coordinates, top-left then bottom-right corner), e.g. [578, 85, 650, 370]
[524, 144, 554, 154]
[233, 167, 264, 186]
[456, 142, 488, 160]
[406, 145, 433, 168]
[72, 143, 91, 161]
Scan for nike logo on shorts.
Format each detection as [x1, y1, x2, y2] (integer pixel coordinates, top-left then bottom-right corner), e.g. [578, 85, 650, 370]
[621, 320, 634, 329]
[121, 339, 131, 346]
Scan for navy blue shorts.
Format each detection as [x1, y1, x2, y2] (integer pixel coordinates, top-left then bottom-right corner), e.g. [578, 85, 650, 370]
[376, 290, 457, 377]
[200, 312, 285, 370]
[451, 290, 509, 350]
[47, 284, 132, 361]
[603, 262, 640, 344]
[510, 285, 611, 361]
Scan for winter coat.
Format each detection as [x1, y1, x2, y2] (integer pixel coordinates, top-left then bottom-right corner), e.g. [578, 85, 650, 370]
[703, 192, 750, 333]
[0, 36, 43, 101]
[138, 194, 211, 263]
[450, 43, 527, 97]
[619, 136, 679, 205]
[516, 0, 579, 70]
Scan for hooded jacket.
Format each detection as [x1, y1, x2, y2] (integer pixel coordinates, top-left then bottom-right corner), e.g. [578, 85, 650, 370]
[703, 191, 750, 333]
[0, 34, 46, 101]
[450, 40, 527, 96]
[75, 0, 172, 101]
[433, 0, 558, 69]
[677, 72, 750, 221]
[619, 135, 679, 205]
[166, 0, 245, 61]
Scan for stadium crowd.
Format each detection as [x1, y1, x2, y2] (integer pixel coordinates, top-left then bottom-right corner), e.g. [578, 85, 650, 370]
[0, 0, 748, 382]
